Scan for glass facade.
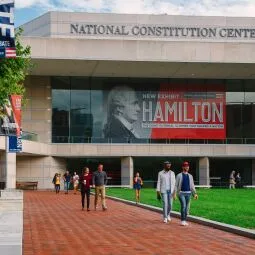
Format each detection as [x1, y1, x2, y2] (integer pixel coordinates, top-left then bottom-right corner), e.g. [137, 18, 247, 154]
[52, 77, 255, 144]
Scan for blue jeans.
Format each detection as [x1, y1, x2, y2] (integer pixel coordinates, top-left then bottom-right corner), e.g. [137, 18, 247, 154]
[179, 192, 191, 221]
[64, 182, 70, 193]
[161, 190, 173, 219]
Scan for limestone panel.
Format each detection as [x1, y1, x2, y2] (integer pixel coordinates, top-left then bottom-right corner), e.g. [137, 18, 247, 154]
[31, 87, 46, 97]
[16, 156, 67, 189]
[22, 110, 32, 121]
[173, 145, 188, 156]
[227, 145, 250, 156]
[149, 145, 163, 155]
[110, 145, 124, 156]
[213, 145, 227, 156]
[29, 157, 46, 167]
[69, 145, 86, 156]
[16, 167, 30, 178]
[22, 76, 51, 143]
[31, 99, 51, 109]
[96, 145, 111, 155]
[121, 145, 137, 156]
[31, 110, 51, 121]
[22, 99, 31, 111]
[187, 145, 202, 156]
[57, 144, 71, 155]
[135, 145, 150, 156]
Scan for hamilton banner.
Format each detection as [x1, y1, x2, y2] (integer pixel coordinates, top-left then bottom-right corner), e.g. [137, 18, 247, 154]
[0, 0, 16, 58]
[102, 84, 226, 140]
[146, 84, 226, 139]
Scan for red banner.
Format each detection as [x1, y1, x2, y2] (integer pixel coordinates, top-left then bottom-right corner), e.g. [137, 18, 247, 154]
[9, 95, 22, 136]
[148, 84, 226, 139]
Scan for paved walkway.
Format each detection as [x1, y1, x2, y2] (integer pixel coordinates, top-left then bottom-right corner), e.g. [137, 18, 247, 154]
[23, 191, 255, 255]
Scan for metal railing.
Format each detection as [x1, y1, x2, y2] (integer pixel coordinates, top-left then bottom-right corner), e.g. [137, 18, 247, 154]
[22, 131, 38, 142]
[4, 133, 255, 145]
[52, 136, 255, 145]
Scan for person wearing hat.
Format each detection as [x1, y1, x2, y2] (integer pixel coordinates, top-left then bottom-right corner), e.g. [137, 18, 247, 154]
[174, 161, 198, 226]
[156, 161, 176, 223]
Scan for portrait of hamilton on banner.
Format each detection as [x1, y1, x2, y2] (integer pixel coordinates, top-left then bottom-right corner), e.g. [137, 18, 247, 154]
[103, 86, 142, 141]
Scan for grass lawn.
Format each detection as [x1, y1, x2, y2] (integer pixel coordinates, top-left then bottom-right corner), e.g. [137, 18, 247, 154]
[106, 188, 255, 229]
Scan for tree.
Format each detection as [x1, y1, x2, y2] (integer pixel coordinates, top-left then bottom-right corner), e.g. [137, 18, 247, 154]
[0, 28, 33, 107]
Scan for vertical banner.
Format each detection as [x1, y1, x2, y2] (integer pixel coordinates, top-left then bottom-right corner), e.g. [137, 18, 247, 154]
[9, 95, 21, 136]
[8, 95, 22, 152]
[0, 0, 16, 58]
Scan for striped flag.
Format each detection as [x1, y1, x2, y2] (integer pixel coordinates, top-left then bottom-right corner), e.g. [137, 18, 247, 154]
[5, 46, 16, 57]
[0, 0, 16, 58]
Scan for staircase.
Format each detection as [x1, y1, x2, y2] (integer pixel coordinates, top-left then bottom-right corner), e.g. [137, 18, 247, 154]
[0, 189, 23, 255]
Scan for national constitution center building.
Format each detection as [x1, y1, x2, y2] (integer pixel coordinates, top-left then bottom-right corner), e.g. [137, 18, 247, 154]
[1, 11, 255, 189]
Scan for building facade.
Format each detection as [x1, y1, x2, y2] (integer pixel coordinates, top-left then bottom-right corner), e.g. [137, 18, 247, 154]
[1, 11, 255, 189]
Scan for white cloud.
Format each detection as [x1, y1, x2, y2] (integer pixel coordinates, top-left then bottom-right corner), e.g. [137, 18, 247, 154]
[15, 0, 51, 9]
[15, 0, 255, 17]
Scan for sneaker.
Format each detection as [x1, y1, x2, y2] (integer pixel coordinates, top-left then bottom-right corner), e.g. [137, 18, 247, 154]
[167, 215, 171, 222]
[163, 218, 168, 223]
[103, 207, 107, 211]
[184, 221, 189, 226]
[181, 221, 186, 226]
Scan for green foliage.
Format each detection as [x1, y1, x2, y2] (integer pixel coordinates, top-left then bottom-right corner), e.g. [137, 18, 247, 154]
[0, 28, 33, 106]
[107, 188, 255, 229]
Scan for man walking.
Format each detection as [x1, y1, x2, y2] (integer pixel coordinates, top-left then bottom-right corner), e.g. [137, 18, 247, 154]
[174, 161, 198, 226]
[156, 161, 176, 223]
[92, 164, 108, 211]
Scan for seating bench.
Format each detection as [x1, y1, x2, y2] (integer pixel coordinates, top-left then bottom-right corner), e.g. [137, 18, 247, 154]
[16, 181, 38, 190]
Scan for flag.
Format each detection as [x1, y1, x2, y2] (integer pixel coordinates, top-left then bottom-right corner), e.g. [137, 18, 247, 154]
[0, 0, 15, 59]
[5, 46, 16, 57]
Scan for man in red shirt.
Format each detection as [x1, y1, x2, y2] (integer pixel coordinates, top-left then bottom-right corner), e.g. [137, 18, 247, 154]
[79, 167, 92, 211]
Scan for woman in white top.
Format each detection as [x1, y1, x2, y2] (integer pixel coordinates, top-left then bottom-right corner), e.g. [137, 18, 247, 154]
[72, 172, 79, 194]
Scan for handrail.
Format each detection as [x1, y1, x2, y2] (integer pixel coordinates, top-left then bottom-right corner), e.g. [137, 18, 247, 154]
[51, 136, 255, 145]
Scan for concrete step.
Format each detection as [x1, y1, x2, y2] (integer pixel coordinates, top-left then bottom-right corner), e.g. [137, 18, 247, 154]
[0, 200, 23, 211]
[0, 190, 23, 200]
[0, 211, 23, 255]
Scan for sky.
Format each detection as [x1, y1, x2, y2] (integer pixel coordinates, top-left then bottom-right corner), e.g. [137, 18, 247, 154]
[15, 0, 255, 27]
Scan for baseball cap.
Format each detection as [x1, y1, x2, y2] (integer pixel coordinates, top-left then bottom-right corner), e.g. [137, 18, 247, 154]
[164, 161, 171, 165]
[182, 161, 189, 167]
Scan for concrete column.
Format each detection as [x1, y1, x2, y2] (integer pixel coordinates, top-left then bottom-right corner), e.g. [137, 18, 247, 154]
[5, 151, 16, 189]
[252, 160, 255, 185]
[121, 156, 134, 188]
[199, 157, 210, 186]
